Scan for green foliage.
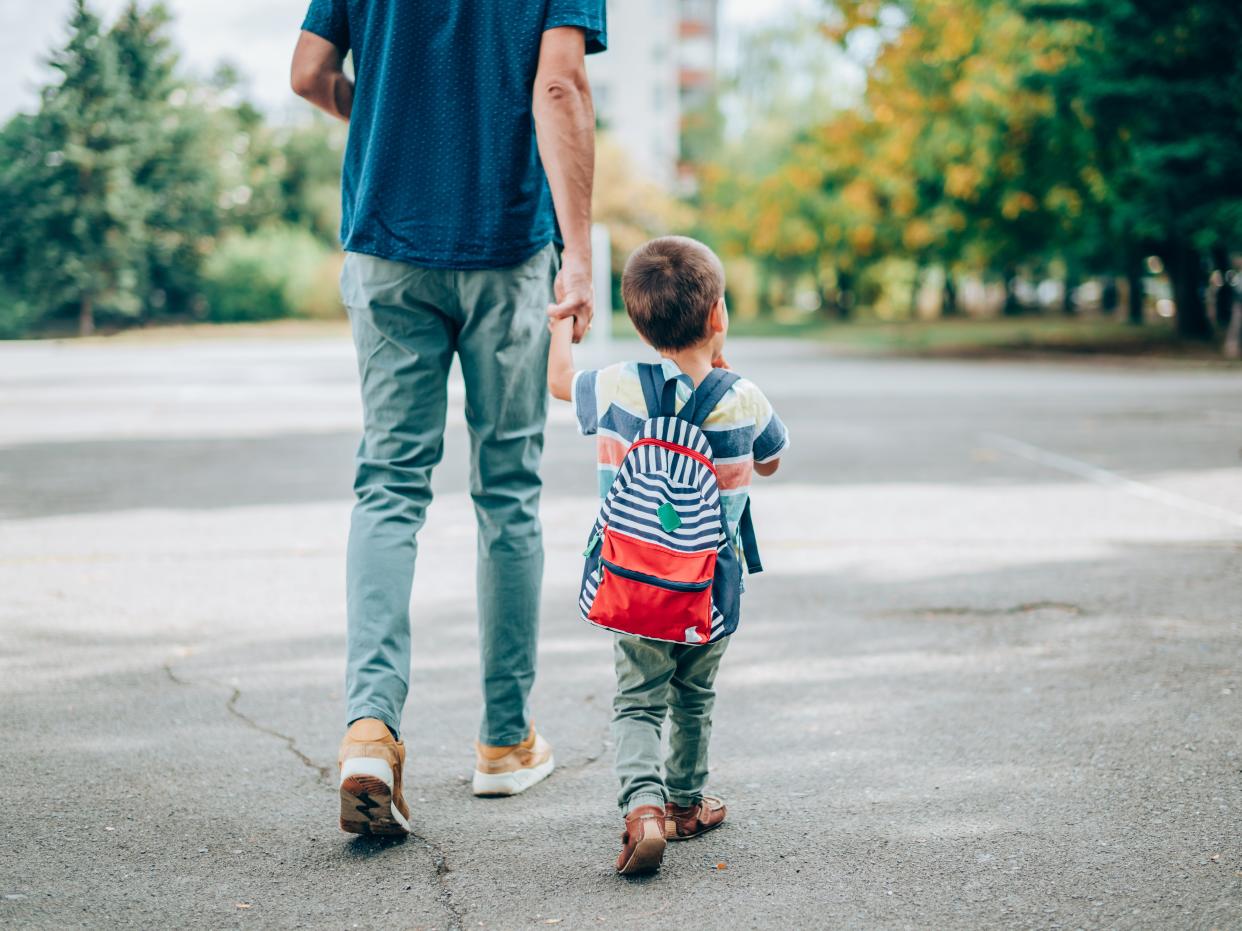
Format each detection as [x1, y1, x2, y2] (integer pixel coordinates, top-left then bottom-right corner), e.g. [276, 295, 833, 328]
[1024, 0, 1242, 337]
[0, 0, 345, 338]
[201, 225, 336, 323]
[698, 0, 1241, 340]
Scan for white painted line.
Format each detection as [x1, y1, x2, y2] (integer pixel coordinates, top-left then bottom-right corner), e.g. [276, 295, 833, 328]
[982, 432, 1242, 531]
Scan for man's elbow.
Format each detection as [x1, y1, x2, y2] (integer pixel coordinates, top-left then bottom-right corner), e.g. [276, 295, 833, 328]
[290, 64, 319, 100]
[537, 68, 590, 107]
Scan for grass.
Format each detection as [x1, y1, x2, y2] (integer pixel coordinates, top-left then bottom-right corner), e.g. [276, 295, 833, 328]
[17, 309, 1230, 363]
[713, 314, 1211, 358]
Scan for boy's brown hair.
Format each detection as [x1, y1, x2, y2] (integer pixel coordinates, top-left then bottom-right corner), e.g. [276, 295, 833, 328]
[621, 236, 725, 351]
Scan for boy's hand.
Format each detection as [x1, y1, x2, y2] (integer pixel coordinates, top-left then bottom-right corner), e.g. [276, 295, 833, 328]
[546, 315, 576, 401]
[711, 354, 730, 369]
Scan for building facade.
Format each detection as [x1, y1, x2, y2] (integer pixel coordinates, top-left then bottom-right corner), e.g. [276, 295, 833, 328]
[586, 0, 719, 189]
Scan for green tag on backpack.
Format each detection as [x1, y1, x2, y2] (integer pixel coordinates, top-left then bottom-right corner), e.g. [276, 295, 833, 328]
[657, 501, 682, 532]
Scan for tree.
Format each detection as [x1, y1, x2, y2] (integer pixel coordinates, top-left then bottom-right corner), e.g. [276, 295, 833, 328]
[0, 1, 334, 337]
[697, 0, 1104, 320]
[1027, 0, 1242, 339]
[15, 0, 146, 335]
[110, 2, 222, 322]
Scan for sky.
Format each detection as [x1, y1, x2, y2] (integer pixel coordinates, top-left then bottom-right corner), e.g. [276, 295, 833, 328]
[0, 0, 812, 122]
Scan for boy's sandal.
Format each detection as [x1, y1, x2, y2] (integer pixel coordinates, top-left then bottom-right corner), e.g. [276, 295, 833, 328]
[616, 805, 667, 875]
[665, 795, 727, 840]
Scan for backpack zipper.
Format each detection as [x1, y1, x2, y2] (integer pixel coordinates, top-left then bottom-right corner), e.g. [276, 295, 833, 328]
[627, 438, 717, 475]
[583, 529, 602, 556]
[601, 558, 711, 592]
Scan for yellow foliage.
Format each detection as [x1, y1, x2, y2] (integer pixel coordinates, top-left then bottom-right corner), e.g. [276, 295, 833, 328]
[1045, 185, 1083, 218]
[593, 136, 691, 268]
[945, 164, 979, 200]
[902, 219, 936, 251]
[850, 224, 877, 255]
[842, 179, 875, 213]
[1001, 191, 1038, 220]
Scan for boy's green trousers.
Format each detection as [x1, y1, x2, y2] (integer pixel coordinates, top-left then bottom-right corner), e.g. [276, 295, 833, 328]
[612, 634, 729, 813]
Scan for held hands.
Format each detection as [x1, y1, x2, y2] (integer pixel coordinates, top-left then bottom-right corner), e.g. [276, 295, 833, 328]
[548, 250, 593, 343]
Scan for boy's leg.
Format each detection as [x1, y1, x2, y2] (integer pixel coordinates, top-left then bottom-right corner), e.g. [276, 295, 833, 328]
[665, 638, 730, 807]
[612, 635, 678, 812]
[341, 253, 457, 736]
[454, 244, 556, 747]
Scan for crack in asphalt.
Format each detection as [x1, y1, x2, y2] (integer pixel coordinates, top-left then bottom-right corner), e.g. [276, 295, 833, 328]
[162, 659, 466, 931]
[407, 831, 465, 931]
[162, 661, 333, 785]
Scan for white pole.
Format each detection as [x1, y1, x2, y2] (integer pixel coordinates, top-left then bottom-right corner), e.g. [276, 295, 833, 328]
[590, 223, 612, 347]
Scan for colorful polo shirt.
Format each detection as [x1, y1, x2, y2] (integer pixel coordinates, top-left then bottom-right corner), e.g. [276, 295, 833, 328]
[572, 358, 789, 535]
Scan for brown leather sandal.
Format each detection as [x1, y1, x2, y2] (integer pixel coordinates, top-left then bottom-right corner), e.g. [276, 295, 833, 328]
[616, 805, 667, 875]
[665, 795, 727, 840]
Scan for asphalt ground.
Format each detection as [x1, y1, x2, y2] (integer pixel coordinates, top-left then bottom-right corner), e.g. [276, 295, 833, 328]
[1, 333, 1240, 930]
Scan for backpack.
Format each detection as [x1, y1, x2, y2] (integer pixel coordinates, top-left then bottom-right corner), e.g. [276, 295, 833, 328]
[577, 363, 763, 645]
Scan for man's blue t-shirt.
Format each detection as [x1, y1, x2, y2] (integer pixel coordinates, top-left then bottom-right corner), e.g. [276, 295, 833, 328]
[301, 0, 606, 270]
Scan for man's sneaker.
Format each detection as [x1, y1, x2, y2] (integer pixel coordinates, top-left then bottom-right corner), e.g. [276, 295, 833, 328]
[471, 727, 554, 797]
[665, 795, 727, 840]
[615, 805, 667, 876]
[338, 718, 410, 836]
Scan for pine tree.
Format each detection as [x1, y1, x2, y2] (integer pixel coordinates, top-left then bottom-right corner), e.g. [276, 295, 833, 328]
[38, 0, 145, 335]
[109, 2, 221, 320]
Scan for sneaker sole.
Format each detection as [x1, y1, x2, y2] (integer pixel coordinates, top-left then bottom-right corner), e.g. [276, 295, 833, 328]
[339, 758, 410, 836]
[471, 755, 555, 797]
[617, 834, 666, 876]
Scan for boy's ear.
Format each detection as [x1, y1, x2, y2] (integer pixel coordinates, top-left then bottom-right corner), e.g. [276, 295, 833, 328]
[708, 297, 727, 334]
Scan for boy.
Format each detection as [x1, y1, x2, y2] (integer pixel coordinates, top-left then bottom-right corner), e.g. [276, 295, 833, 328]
[547, 236, 789, 875]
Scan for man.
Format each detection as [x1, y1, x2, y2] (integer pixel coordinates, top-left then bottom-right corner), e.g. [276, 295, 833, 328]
[291, 0, 605, 836]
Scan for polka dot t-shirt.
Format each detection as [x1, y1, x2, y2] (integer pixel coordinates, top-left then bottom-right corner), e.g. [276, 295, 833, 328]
[301, 0, 607, 269]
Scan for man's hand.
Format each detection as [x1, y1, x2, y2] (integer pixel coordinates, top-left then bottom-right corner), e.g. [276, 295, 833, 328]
[549, 251, 594, 343]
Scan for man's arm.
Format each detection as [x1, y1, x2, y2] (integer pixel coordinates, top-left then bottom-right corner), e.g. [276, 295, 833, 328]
[547, 316, 576, 401]
[533, 27, 596, 343]
[291, 31, 353, 122]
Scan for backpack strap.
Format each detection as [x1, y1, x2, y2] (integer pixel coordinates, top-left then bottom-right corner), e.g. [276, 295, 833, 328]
[738, 498, 763, 574]
[638, 363, 666, 418]
[686, 369, 740, 427]
[640, 362, 692, 418]
[683, 368, 764, 574]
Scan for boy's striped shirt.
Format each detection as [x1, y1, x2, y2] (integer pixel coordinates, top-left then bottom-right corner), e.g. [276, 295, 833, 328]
[572, 359, 789, 534]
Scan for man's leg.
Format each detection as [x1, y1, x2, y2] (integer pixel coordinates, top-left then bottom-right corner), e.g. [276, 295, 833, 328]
[454, 244, 555, 749]
[341, 253, 456, 736]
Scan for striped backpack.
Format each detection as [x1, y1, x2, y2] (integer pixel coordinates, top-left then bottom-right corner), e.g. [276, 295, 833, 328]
[578, 364, 763, 645]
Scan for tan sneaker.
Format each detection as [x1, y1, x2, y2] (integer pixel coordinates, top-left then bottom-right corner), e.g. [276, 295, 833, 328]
[472, 727, 554, 797]
[338, 718, 410, 836]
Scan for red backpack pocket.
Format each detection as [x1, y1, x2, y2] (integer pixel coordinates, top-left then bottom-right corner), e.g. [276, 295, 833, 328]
[587, 528, 717, 643]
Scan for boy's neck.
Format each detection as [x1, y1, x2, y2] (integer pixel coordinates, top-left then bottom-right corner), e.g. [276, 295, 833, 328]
[660, 346, 716, 387]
